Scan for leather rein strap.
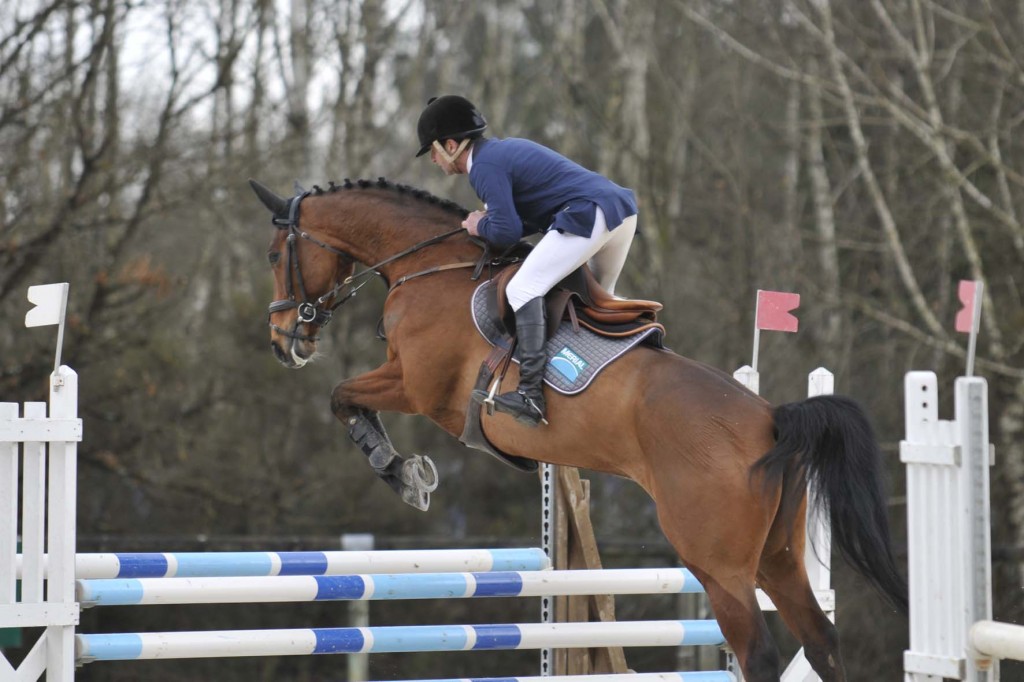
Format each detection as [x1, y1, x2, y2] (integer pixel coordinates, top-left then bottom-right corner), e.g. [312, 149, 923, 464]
[389, 262, 479, 290]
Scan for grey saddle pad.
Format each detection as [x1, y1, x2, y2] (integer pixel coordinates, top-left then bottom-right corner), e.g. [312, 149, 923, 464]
[470, 280, 660, 396]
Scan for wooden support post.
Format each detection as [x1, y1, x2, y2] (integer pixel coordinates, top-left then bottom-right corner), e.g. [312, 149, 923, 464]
[550, 465, 628, 675]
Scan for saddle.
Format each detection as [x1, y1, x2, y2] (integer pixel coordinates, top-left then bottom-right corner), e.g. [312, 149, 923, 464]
[489, 264, 665, 340]
[459, 264, 666, 474]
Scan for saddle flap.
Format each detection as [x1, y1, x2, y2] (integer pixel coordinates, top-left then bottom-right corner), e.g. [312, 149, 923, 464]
[490, 266, 521, 331]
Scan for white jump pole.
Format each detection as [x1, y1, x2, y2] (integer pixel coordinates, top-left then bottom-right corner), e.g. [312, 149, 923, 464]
[372, 671, 741, 675]
[18, 547, 550, 579]
[76, 567, 707, 607]
[970, 622, 1024, 664]
[75, 620, 726, 662]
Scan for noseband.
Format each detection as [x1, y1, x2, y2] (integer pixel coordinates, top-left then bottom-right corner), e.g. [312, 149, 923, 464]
[267, 191, 463, 342]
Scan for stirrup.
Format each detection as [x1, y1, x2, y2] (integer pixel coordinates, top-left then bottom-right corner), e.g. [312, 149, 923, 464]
[494, 390, 549, 427]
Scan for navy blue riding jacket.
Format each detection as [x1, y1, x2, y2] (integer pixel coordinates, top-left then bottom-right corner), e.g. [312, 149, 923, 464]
[468, 138, 637, 249]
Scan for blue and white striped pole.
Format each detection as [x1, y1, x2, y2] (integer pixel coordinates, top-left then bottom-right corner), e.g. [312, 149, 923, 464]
[75, 620, 725, 662]
[77, 567, 705, 607]
[20, 547, 549, 579]
[376, 674, 736, 682]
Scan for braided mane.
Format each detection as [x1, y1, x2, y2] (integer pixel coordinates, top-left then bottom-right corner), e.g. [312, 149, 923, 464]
[310, 177, 469, 218]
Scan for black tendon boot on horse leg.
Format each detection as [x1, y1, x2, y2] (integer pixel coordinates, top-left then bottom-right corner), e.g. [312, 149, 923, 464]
[493, 297, 548, 427]
[346, 408, 438, 511]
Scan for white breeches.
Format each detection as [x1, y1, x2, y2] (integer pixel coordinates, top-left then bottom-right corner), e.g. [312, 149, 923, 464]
[505, 208, 638, 312]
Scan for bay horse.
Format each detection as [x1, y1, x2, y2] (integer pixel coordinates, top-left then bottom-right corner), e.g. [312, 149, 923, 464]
[250, 177, 906, 682]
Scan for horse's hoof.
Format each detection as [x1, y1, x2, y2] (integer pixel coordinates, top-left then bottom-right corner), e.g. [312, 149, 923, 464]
[401, 486, 431, 512]
[402, 454, 439, 493]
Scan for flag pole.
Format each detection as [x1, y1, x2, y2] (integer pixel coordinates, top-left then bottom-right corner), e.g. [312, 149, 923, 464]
[751, 291, 762, 373]
[751, 327, 761, 374]
[53, 285, 69, 377]
[965, 281, 984, 377]
[25, 282, 70, 388]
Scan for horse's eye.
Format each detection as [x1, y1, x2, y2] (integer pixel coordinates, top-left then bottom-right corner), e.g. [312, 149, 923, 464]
[268, 252, 280, 265]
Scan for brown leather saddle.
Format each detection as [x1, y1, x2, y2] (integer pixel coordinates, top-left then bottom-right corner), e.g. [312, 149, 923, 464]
[489, 264, 665, 341]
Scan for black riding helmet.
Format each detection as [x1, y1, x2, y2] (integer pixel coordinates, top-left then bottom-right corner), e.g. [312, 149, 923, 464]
[415, 95, 487, 157]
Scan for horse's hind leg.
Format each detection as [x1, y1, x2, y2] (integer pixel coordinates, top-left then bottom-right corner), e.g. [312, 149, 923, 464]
[757, 534, 845, 681]
[654, 498, 781, 680]
[691, 567, 781, 681]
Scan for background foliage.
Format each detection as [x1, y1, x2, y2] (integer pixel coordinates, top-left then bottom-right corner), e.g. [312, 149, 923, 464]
[3, 0, 1024, 678]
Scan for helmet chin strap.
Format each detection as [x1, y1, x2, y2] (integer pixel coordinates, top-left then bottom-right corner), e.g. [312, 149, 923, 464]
[432, 138, 471, 167]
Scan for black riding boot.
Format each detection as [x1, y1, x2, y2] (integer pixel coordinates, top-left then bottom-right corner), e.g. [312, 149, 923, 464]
[494, 297, 548, 427]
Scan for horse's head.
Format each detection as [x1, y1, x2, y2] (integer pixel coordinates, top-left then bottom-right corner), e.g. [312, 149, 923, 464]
[250, 180, 356, 369]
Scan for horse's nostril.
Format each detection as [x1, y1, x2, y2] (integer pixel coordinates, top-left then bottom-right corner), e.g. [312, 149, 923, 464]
[271, 342, 288, 363]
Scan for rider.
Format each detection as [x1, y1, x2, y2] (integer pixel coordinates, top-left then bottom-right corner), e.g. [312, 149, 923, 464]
[417, 95, 638, 428]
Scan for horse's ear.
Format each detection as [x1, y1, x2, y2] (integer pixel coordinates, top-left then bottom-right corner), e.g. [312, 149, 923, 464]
[249, 179, 289, 216]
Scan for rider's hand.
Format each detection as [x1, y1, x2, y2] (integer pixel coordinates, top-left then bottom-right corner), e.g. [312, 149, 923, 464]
[462, 210, 486, 237]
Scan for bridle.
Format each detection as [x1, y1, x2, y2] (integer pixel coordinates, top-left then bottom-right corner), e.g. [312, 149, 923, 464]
[267, 190, 464, 342]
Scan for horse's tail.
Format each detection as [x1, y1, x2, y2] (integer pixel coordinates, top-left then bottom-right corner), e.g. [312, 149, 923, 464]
[753, 394, 908, 612]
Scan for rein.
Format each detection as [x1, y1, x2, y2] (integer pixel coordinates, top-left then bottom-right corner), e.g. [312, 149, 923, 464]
[267, 191, 466, 342]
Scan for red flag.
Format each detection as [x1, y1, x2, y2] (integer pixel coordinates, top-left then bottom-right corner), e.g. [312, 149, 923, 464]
[756, 290, 800, 332]
[955, 280, 978, 333]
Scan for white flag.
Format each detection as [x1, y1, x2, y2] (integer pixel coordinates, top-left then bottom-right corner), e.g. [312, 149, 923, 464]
[25, 283, 69, 328]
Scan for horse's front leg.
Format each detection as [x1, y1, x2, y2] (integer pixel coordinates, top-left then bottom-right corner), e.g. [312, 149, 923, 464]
[347, 408, 439, 511]
[330, 362, 438, 511]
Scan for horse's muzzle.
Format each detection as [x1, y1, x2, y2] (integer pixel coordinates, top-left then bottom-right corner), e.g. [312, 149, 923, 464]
[271, 340, 293, 366]
[270, 337, 314, 368]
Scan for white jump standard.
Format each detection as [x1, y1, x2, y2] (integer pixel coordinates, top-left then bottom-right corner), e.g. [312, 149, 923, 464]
[902, 372, 1023, 681]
